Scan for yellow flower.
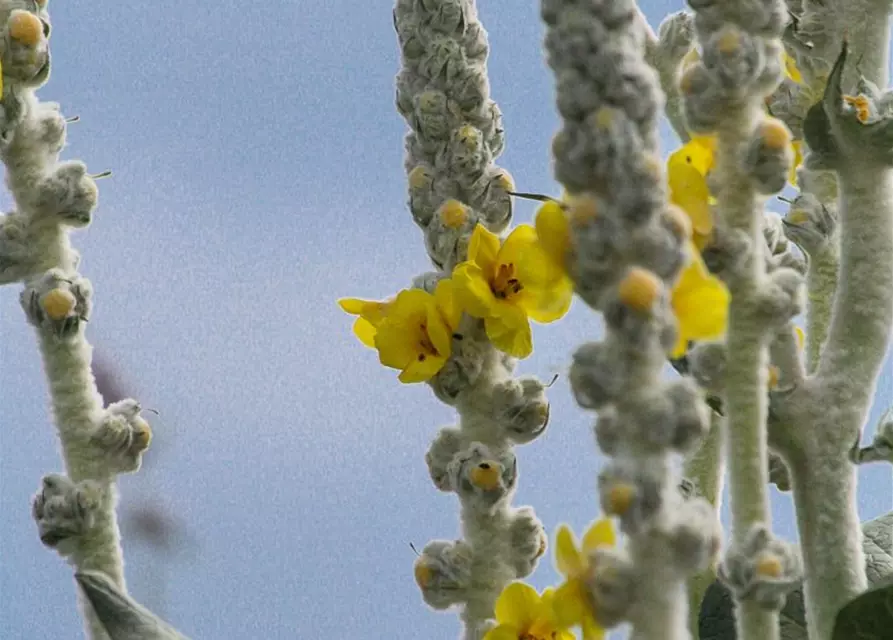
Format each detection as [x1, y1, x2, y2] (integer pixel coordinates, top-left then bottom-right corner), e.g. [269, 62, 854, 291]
[667, 136, 716, 250]
[551, 519, 616, 640]
[670, 243, 730, 357]
[789, 139, 803, 185]
[452, 223, 572, 358]
[483, 583, 575, 640]
[341, 280, 461, 383]
[338, 297, 393, 347]
[783, 51, 803, 84]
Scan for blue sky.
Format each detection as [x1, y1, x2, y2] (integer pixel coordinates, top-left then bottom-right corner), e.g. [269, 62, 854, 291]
[1, 1, 891, 638]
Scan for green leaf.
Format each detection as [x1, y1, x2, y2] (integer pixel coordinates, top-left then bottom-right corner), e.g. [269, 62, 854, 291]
[832, 577, 893, 640]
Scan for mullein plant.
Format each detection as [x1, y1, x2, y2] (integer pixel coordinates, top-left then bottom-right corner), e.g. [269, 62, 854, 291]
[343, 1, 568, 637]
[341, 2, 893, 640]
[0, 1, 184, 638]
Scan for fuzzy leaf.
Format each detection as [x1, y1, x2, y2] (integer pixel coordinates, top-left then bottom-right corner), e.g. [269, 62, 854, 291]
[699, 512, 893, 639]
[832, 578, 893, 640]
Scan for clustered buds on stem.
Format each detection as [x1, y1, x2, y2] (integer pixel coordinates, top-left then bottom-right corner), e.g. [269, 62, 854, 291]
[0, 1, 187, 637]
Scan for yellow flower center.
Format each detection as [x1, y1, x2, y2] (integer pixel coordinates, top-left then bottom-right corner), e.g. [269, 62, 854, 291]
[414, 562, 433, 588]
[617, 268, 662, 312]
[439, 200, 468, 229]
[41, 288, 76, 321]
[605, 482, 636, 515]
[416, 321, 438, 362]
[9, 11, 43, 46]
[754, 552, 783, 578]
[408, 165, 432, 189]
[759, 118, 792, 150]
[470, 461, 501, 490]
[491, 263, 523, 300]
[717, 29, 741, 54]
[843, 95, 871, 123]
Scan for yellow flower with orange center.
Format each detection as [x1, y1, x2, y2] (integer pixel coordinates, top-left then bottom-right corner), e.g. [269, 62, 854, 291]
[551, 518, 616, 640]
[339, 279, 462, 383]
[483, 583, 574, 640]
[452, 223, 573, 358]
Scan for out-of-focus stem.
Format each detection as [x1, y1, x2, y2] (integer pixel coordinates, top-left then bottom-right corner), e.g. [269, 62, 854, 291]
[804, 246, 837, 373]
[684, 411, 725, 636]
[715, 106, 779, 640]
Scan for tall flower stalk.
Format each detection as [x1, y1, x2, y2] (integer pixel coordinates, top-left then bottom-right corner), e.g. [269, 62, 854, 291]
[537, 0, 724, 638]
[0, 2, 164, 638]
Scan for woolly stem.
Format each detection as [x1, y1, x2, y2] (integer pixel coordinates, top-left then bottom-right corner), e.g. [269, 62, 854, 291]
[835, 0, 891, 90]
[629, 532, 692, 640]
[684, 412, 725, 636]
[814, 166, 893, 402]
[788, 446, 864, 640]
[640, 8, 691, 144]
[37, 331, 120, 640]
[804, 246, 838, 373]
[715, 106, 778, 640]
[782, 164, 893, 640]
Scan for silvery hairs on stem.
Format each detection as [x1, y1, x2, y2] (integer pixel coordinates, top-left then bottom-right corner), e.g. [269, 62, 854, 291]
[0, 2, 185, 638]
[681, 0, 806, 638]
[542, 1, 721, 638]
[393, 2, 552, 638]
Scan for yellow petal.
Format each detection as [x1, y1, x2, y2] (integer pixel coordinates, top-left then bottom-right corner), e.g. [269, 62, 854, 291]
[581, 613, 606, 640]
[434, 278, 463, 330]
[494, 582, 541, 628]
[516, 241, 567, 291]
[668, 139, 715, 237]
[524, 278, 574, 324]
[374, 321, 420, 371]
[672, 260, 729, 343]
[789, 140, 803, 185]
[669, 167, 713, 237]
[795, 326, 805, 349]
[552, 579, 587, 627]
[497, 224, 538, 267]
[581, 518, 616, 553]
[426, 299, 452, 358]
[482, 625, 523, 640]
[485, 314, 533, 358]
[672, 245, 706, 296]
[555, 526, 584, 577]
[398, 353, 447, 383]
[352, 317, 377, 348]
[784, 51, 803, 84]
[468, 223, 500, 272]
[338, 297, 389, 326]
[339, 298, 368, 314]
[453, 262, 497, 318]
[389, 288, 432, 316]
[671, 332, 689, 359]
[535, 201, 571, 269]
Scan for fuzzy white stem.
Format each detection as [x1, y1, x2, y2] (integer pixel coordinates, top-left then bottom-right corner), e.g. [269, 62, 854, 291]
[684, 412, 725, 636]
[639, 7, 691, 144]
[789, 446, 864, 640]
[38, 331, 122, 640]
[814, 167, 893, 400]
[835, 0, 891, 90]
[715, 106, 779, 640]
[629, 532, 692, 640]
[786, 164, 893, 639]
[805, 246, 838, 373]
